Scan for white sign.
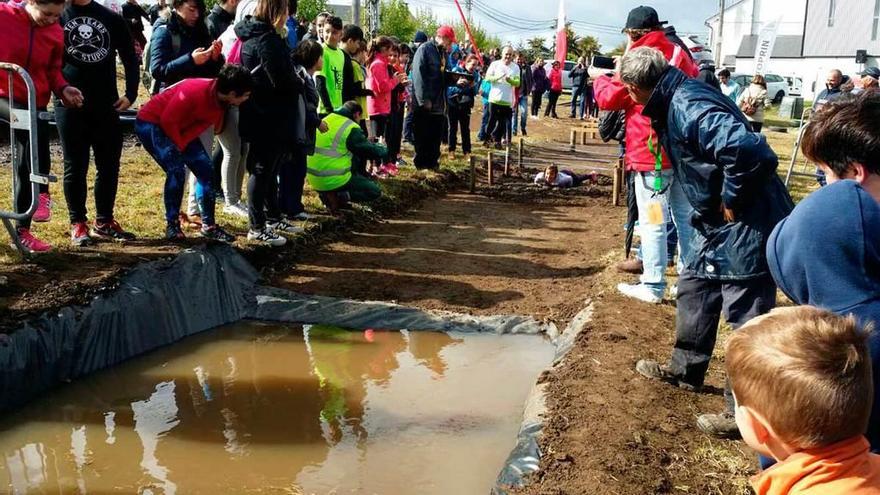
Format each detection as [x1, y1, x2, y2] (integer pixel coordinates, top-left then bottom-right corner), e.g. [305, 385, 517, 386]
[754, 18, 781, 75]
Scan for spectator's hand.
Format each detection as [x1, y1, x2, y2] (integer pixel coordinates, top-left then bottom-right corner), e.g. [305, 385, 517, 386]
[721, 204, 736, 223]
[318, 121, 329, 133]
[61, 86, 84, 108]
[395, 72, 407, 83]
[457, 77, 468, 87]
[210, 40, 222, 60]
[192, 47, 213, 65]
[113, 96, 132, 112]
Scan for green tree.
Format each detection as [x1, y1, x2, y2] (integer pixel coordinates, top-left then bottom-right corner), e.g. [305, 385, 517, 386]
[607, 40, 627, 57]
[413, 8, 439, 40]
[453, 21, 501, 54]
[379, 0, 417, 41]
[522, 36, 549, 61]
[577, 36, 601, 60]
[298, 0, 329, 21]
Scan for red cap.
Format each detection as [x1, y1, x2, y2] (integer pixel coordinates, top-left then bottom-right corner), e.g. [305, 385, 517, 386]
[437, 25, 457, 43]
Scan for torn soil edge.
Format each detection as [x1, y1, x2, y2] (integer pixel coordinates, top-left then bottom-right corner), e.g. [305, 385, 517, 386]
[493, 301, 595, 494]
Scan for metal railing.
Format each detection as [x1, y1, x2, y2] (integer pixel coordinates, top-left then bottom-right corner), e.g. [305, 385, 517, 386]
[783, 107, 815, 187]
[1, 62, 57, 256]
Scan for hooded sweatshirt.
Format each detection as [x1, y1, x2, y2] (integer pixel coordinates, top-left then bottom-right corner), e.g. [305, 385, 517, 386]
[0, 3, 69, 108]
[767, 180, 880, 451]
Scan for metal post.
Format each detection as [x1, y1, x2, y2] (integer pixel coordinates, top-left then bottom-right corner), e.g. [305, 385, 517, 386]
[469, 155, 476, 193]
[487, 151, 494, 186]
[352, 0, 360, 25]
[715, 0, 725, 67]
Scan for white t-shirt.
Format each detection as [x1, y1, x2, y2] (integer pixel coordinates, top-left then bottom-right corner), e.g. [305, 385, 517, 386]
[534, 171, 574, 188]
[486, 60, 521, 106]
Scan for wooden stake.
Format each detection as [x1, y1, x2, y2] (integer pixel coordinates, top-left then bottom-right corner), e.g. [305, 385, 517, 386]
[469, 154, 476, 193]
[569, 129, 576, 151]
[612, 157, 622, 206]
[517, 138, 524, 171]
[504, 146, 510, 176]
[487, 151, 494, 186]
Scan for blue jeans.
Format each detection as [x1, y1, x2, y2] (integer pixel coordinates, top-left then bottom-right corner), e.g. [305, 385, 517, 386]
[570, 86, 587, 118]
[668, 177, 695, 272]
[477, 102, 491, 141]
[135, 120, 216, 226]
[512, 94, 528, 135]
[634, 170, 675, 297]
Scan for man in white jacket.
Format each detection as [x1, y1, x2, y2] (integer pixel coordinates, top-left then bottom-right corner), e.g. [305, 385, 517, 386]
[484, 46, 520, 148]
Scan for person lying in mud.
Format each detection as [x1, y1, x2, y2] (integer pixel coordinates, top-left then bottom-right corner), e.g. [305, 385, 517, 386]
[307, 101, 386, 215]
[533, 165, 592, 188]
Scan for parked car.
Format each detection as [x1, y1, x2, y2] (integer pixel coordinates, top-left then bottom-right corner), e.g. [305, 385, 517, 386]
[682, 35, 714, 65]
[731, 73, 789, 103]
[545, 60, 576, 92]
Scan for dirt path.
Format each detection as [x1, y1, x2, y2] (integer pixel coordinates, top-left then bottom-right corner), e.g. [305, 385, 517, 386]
[276, 188, 755, 494]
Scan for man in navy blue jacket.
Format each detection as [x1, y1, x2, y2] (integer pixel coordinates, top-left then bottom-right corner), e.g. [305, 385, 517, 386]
[619, 47, 794, 438]
[767, 92, 880, 453]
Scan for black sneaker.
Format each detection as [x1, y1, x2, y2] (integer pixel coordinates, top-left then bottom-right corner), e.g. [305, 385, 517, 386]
[92, 219, 137, 241]
[200, 225, 235, 243]
[166, 222, 186, 241]
[697, 412, 741, 439]
[635, 359, 701, 392]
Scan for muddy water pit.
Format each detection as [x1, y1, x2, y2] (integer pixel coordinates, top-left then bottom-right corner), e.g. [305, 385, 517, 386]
[0, 321, 554, 494]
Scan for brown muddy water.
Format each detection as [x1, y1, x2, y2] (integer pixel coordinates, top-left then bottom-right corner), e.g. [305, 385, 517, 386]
[0, 321, 554, 494]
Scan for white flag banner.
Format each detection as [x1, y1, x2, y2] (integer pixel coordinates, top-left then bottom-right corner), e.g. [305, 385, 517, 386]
[754, 18, 782, 75]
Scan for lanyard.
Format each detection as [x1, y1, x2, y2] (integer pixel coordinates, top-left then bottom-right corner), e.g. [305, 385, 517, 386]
[646, 134, 663, 193]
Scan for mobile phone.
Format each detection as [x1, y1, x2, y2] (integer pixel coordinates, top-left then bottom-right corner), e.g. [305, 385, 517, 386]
[592, 56, 616, 70]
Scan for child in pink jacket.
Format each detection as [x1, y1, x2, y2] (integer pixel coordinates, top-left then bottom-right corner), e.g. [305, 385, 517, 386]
[366, 36, 405, 177]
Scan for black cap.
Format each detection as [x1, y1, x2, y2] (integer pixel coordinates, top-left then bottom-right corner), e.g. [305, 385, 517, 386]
[860, 66, 880, 79]
[624, 6, 667, 31]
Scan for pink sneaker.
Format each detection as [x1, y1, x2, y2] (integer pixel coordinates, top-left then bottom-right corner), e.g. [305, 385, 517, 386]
[16, 228, 52, 253]
[384, 163, 400, 176]
[33, 192, 51, 223]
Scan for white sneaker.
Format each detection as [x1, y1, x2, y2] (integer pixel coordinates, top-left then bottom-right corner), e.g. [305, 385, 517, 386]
[617, 283, 663, 304]
[223, 202, 249, 218]
[267, 219, 304, 235]
[290, 212, 315, 221]
[247, 227, 287, 247]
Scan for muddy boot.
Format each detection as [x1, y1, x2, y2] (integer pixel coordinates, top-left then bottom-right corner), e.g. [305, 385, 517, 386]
[635, 359, 701, 392]
[697, 412, 741, 439]
[617, 258, 644, 274]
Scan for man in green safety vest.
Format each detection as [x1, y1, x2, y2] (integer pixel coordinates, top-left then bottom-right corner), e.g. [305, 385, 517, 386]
[308, 101, 387, 215]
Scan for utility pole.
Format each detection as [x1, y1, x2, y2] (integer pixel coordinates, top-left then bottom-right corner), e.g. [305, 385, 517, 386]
[465, 0, 472, 23]
[715, 0, 725, 67]
[353, 0, 360, 26]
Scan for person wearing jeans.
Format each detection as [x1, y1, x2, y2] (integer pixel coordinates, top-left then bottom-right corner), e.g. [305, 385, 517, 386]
[569, 57, 588, 119]
[631, 169, 675, 301]
[512, 53, 532, 136]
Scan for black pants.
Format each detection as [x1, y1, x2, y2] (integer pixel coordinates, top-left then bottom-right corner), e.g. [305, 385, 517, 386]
[545, 90, 561, 118]
[669, 271, 777, 401]
[210, 144, 224, 198]
[386, 108, 404, 163]
[487, 103, 512, 144]
[278, 148, 307, 217]
[447, 104, 472, 154]
[55, 103, 123, 224]
[246, 143, 285, 229]
[0, 98, 51, 229]
[530, 90, 544, 116]
[412, 107, 444, 170]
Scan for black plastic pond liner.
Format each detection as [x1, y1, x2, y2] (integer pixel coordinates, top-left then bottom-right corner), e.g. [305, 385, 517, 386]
[0, 244, 591, 494]
[0, 244, 258, 414]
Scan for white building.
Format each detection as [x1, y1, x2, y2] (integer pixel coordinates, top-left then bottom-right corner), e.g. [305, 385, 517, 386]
[707, 0, 880, 99]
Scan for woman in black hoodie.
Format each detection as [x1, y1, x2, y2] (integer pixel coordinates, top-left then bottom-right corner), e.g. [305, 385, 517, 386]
[236, 0, 303, 246]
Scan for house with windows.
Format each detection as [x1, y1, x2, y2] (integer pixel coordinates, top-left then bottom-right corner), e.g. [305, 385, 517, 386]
[707, 0, 880, 99]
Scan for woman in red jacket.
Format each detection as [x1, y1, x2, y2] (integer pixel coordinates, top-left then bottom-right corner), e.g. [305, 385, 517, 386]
[544, 61, 563, 119]
[0, 0, 83, 253]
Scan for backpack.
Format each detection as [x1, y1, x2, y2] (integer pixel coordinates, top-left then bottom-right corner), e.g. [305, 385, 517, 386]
[141, 25, 181, 95]
[598, 110, 626, 143]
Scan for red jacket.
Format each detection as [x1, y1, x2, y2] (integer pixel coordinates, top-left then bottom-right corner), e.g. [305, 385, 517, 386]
[594, 30, 699, 172]
[548, 68, 563, 93]
[0, 3, 69, 108]
[137, 78, 224, 152]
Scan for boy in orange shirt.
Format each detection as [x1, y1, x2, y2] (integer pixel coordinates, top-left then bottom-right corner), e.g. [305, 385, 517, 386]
[726, 306, 880, 495]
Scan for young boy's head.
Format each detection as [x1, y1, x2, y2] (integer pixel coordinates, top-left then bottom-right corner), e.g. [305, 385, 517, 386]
[464, 54, 479, 73]
[726, 306, 873, 461]
[342, 24, 364, 54]
[322, 15, 343, 48]
[215, 64, 253, 106]
[802, 92, 880, 203]
[544, 165, 559, 185]
[354, 40, 368, 64]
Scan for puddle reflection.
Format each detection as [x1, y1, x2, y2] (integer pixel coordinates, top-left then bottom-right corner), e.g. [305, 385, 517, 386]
[0, 322, 553, 494]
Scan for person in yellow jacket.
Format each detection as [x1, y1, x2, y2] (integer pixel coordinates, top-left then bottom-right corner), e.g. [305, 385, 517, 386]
[307, 101, 386, 215]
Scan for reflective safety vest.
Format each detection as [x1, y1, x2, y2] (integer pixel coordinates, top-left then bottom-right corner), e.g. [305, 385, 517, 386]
[307, 113, 357, 192]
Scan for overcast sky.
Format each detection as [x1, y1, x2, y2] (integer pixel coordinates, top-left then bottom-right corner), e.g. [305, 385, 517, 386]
[330, 0, 718, 51]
